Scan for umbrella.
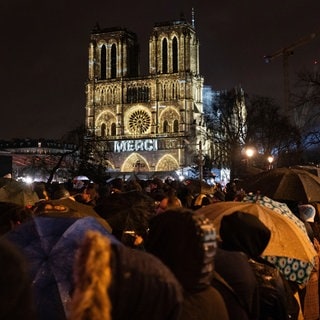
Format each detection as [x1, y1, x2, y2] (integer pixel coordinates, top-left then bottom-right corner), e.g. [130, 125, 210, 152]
[242, 167, 320, 202]
[33, 198, 112, 233]
[0, 178, 39, 207]
[5, 216, 110, 320]
[197, 201, 317, 284]
[5, 216, 183, 320]
[243, 194, 308, 237]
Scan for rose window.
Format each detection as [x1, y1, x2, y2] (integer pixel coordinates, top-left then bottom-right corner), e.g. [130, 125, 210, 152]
[128, 110, 151, 134]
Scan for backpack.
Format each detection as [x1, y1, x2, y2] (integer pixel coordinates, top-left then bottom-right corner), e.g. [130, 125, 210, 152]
[248, 259, 299, 320]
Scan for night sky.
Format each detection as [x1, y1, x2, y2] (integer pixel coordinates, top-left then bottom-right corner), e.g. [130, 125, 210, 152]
[1, 0, 320, 140]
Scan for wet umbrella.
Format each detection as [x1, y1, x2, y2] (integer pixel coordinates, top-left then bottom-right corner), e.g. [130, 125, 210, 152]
[5, 216, 110, 320]
[242, 167, 320, 203]
[5, 216, 183, 320]
[34, 197, 112, 232]
[197, 201, 317, 284]
[0, 178, 39, 207]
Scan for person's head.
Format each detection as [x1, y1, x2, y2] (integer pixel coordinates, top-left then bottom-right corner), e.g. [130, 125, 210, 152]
[52, 186, 70, 200]
[298, 204, 316, 223]
[110, 178, 124, 193]
[33, 182, 49, 200]
[146, 208, 217, 293]
[0, 202, 33, 235]
[219, 211, 271, 259]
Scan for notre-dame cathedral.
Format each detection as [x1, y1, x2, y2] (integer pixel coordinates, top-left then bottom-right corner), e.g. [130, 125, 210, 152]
[85, 13, 208, 177]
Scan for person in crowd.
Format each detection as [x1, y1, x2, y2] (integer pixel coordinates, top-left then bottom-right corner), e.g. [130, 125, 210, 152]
[214, 245, 259, 319]
[146, 208, 229, 320]
[298, 204, 316, 242]
[224, 182, 237, 201]
[148, 177, 166, 202]
[68, 230, 183, 320]
[74, 183, 100, 207]
[191, 192, 212, 210]
[156, 186, 182, 214]
[125, 179, 143, 192]
[0, 201, 34, 235]
[219, 211, 300, 320]
[0, 238, 36, 320]
[298, 204, 320, 320]
[110, 178, 125, 193]
[33, 181, 50, 201]
[212, 183, 226, 202]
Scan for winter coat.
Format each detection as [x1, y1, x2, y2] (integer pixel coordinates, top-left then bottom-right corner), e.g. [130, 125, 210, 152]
[219, 211, 299, 320]
[146, 208, 229, 320]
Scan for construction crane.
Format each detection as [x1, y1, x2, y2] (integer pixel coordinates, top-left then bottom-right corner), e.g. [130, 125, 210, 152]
[264, 30, 320, 115]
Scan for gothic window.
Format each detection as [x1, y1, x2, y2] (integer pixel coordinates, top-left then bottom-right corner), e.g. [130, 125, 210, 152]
[163, 83, 167, 101]
[101, 123, 106, 137]
[163, 120, 169, 133]
[173, 119, 179, 132]
[107, 87, 112, 104]
[172, 83, 176, 99]
[101, 45, 106, 80]
[111, 123, 116, 135]
[172, 37, 178, 73]
[111, 44, 117, 79]
[101, 89, 106, 106]
[162, 38, 168, 74]
[128, 110, 151, 134]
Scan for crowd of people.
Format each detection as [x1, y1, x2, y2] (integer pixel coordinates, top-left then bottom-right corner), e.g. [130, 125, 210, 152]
[0, 175, 319, 320]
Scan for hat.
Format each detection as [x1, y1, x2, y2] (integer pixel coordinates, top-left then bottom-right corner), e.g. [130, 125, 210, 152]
[298, 204, 316, 222]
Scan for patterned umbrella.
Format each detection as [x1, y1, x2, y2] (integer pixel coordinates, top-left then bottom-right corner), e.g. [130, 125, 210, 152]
[197, 201, 317, 284]
[243, 194, 308, 236]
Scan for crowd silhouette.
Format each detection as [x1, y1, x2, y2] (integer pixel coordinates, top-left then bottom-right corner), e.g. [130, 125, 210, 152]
[0, 175, 319, 320]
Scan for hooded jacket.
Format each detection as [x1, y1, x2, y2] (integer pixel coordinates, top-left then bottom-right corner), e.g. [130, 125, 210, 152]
[219, 211, 298, 320]
[146, 208, 229, 320]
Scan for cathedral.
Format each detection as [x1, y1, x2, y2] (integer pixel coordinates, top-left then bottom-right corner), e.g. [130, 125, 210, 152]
[85, 13, 208, 177]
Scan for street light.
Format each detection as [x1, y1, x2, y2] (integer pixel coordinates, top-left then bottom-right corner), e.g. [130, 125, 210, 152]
[245, 148, 255, 158]
[267, 156, 274, 170]
[245, 147, 255, 167]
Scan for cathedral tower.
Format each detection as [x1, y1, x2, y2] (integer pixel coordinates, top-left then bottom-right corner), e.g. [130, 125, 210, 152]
[85, 14, 206, 177]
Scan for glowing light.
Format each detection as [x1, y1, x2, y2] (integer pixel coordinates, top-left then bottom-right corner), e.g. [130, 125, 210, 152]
[245, 148, 255, 158]
[23, 176, 33, 184]
[267, 156, 274, 164]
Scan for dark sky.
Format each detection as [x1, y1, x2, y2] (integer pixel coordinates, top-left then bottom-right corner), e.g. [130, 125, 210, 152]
[1, 0, 320, 140]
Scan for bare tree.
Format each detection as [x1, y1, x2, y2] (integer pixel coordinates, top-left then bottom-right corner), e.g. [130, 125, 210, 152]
[204, 87, 247, 180]
[291, 69, 320, 148]
[246, 95, 302, 163]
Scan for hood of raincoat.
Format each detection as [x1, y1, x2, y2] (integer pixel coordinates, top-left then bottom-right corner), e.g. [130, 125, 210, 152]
[146, 208, 217, 293]
[219, 211, 271, 259]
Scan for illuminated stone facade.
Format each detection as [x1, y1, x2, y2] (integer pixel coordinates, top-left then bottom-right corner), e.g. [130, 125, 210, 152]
[85, 16, 207, 174]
